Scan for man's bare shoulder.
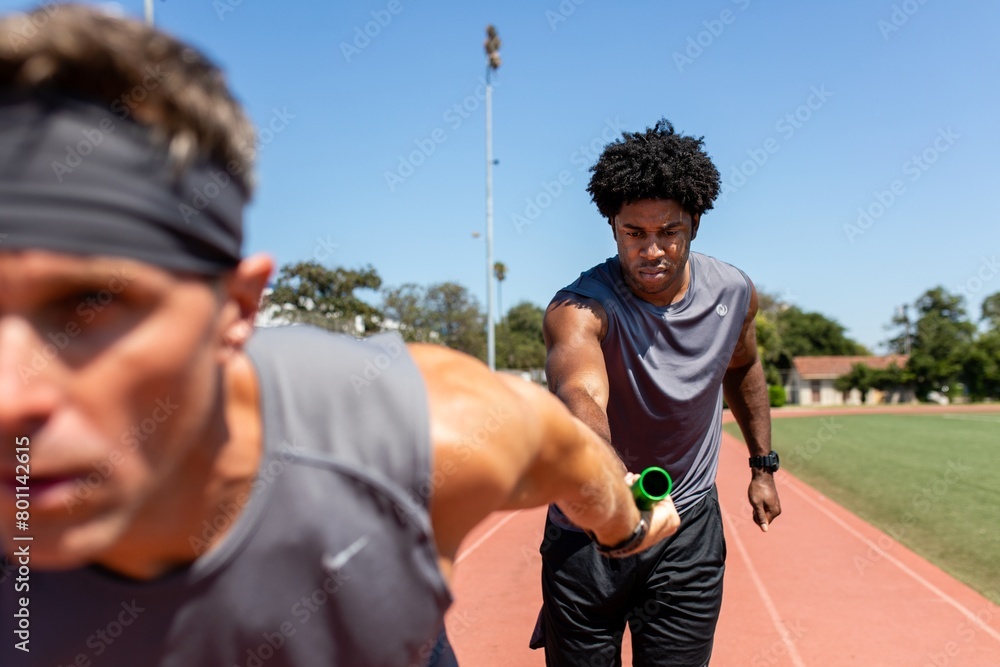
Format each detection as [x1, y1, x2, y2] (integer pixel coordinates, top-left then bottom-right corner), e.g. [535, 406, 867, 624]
[544, 293, 609, 343]
[407, 343, 487, 395]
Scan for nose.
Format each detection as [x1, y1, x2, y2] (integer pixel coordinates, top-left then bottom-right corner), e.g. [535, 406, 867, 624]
[639, 240, 665, 260]
[0, 316, 61, 435]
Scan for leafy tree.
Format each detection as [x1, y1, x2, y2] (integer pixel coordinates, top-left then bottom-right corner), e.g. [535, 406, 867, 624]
[266, 261, 382, 334]
[425, 282, 487, 360]
[768, 385, 786, 408]
[835, 363, 876, 403]
[497, 301, 546, 370]
[752, 289, 868, 389]
[753, 311, 783, 386]
[382, 283, 437, 343]
[871, 362, 911, 392]
[778, 306, 869, 358]
[494, 261, 507, 322]
[960, 330, 1000, 401]
[886, 287, 976, 399]
[981, 292, 1000, 331]
[381, 282, 486, 360]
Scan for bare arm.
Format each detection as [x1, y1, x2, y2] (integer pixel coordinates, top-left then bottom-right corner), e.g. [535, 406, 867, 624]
[409, 343, 679, 581]
[542, 295, 624, 473]
[722, 279, 781, 531]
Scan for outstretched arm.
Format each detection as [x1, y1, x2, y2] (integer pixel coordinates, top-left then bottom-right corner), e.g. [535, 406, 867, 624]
[542, 295, 624, 473]
[722, 279, 781, 531]
[410, 343, 679, 581]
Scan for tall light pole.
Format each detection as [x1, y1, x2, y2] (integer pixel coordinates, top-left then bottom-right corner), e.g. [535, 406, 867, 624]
[144, 0, 154, 25]
[483, 26, 501, 371]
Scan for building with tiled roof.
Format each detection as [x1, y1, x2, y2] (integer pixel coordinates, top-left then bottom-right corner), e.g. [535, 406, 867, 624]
[784, 355, 913, 406]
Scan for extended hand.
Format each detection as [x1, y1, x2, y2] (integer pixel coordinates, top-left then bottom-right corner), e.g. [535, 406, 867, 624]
[625, 472, 681, 553]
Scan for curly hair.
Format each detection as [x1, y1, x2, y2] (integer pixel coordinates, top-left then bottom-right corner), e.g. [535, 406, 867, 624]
[587, 118, 720, 222]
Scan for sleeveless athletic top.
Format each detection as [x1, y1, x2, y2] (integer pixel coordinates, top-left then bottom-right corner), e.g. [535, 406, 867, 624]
[0, 326, 451, 667]
[557, 252, 751, 516]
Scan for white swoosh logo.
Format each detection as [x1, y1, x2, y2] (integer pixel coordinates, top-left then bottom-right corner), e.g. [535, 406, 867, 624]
[323, 535, 370, 572]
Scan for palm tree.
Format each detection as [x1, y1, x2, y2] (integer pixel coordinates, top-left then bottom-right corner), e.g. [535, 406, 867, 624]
[494, 261, 507, 366]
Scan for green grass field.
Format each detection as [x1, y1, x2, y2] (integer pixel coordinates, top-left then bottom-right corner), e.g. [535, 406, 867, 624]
[723, 412, 1000, 604]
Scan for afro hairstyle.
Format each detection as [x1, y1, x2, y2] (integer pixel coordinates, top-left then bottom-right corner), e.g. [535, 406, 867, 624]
[587, 118, 721, 223]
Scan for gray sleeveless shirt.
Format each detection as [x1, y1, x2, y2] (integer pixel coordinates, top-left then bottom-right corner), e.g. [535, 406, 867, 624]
[558, 252, 751, 516]
[1, 326, 451, 667]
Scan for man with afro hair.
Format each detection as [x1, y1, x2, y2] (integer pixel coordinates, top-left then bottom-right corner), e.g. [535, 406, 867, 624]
[529, 119, 782, 666]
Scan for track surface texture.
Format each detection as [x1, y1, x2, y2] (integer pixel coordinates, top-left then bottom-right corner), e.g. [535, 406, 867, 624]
[446, 404, 1000, 666]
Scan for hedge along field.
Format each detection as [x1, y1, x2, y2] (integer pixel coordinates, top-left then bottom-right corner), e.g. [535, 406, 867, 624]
[723, 413, 1000, 604]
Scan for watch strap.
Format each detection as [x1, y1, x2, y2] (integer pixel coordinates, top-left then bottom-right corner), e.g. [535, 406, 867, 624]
[749, 451, 779, 471]
[587, 510, 651, 558]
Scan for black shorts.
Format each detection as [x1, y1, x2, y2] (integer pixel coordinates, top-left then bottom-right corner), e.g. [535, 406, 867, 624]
[529, 487, 726, 667]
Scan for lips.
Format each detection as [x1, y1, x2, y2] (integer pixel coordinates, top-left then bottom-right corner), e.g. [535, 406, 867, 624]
[0, 469, 96, 513]
[25, 476, 77, 494]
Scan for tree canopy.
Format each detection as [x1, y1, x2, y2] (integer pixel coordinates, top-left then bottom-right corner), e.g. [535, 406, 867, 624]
[265, 261, 382, 334]
[260, 265, 1000, 401]
[497, 301, 546, 370]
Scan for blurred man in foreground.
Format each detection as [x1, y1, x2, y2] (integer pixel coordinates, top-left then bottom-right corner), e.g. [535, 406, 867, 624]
[0, 5, 679, 666]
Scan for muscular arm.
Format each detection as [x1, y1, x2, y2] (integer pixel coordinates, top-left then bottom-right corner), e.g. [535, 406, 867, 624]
[542, 295, 624, 473]
[410, 343, 679, 581]
[722, 280, 781, 531]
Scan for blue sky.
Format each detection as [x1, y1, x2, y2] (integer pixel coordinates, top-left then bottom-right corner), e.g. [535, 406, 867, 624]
[5, 0, 999, 351]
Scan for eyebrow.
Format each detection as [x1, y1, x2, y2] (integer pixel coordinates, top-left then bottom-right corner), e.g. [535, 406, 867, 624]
[620, 220, 688, 230]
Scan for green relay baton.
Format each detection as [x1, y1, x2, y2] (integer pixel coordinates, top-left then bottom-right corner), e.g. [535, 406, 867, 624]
[631, 466, 673, 511]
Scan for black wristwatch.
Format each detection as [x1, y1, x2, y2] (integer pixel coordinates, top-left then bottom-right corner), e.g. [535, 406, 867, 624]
[587, 510, 651, 558]
[749, 451, 779, 473]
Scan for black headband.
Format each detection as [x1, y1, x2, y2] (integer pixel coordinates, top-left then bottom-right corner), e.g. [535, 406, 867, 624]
[0, 92, 247, 274]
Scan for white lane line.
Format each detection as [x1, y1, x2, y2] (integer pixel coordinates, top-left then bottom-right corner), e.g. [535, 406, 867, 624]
[940, 414, 1000, 423]
[782, 477, 1000, 644]
[455, 510, 523, 565]
[721, 510, 808, 667]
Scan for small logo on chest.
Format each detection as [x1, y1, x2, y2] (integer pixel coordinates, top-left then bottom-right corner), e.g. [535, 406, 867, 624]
[322, 535, 370, 573]
[716, 304, 729, 317]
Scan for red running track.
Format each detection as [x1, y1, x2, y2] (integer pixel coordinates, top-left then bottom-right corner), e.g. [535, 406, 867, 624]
[445, 406, 1000, 666]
